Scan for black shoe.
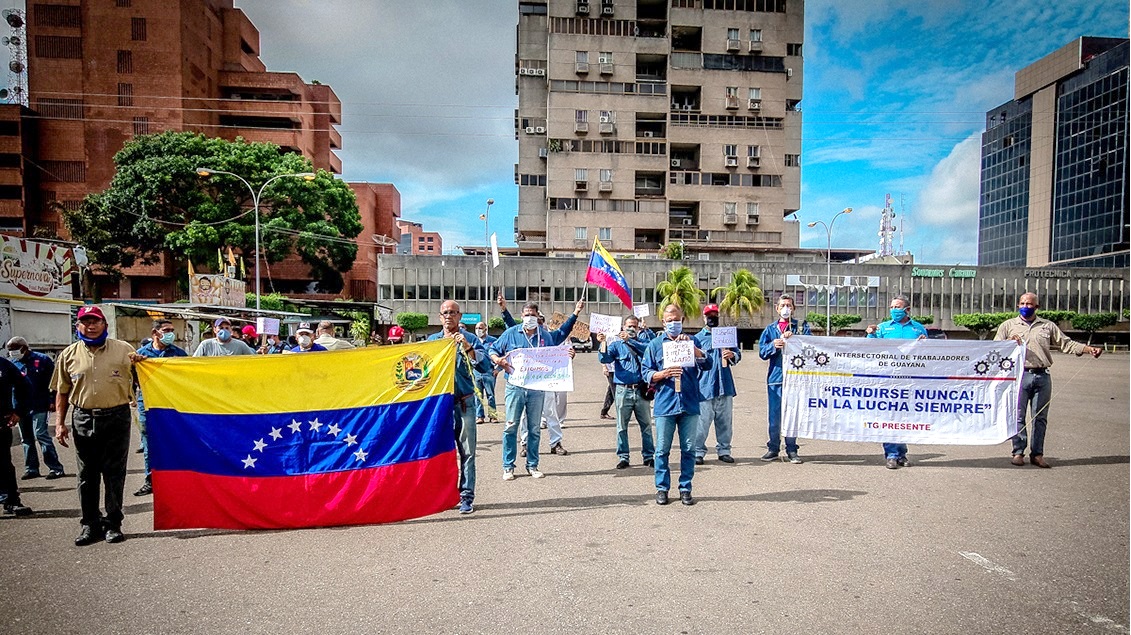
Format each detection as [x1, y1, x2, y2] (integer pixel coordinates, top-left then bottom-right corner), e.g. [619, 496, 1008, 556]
[643, 458, 655, 468]
[694, 456, 704, 465]
[105, 528, 126, 544]
[896, 457, 910, 467]
[519, 443, 527, 458]
[787, 453, 803, 464]
[45, 470, 65, 480]
[718, 455, 735, 464]
[133, 482, 152, 497]
[886, 459, 900, 469]
[616, 459, 630, 469]
[655, 490, 669, 505]
[20, 472, 40, 481]
[760, 451, 779, 462]
[550, 442, 570, 456]
[680, 491, 696, 506]
[135, 448, 143, 454]
[75, 525, 104, 546]
[3, 503, 32, 516]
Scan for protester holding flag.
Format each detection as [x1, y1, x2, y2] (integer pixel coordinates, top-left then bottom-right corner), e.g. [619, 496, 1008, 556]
[641, 304, 711, 506]
[866, 294, 927, 469]
[426, 301, 486, 514]
[489, 299, 582, 481]
[132, 319, 187, 497]
[692, 304, 741, 465]
[596, 315, 655, 470]
[585, 238, 633, 310]
[473, 321, 498, 424]
[757, 294, 810, 464]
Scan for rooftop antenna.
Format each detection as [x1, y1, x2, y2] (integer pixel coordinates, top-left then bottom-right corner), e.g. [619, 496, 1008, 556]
[878, 193, 896, 257]
[898, 194, 906, 255]
[0, 9, 26, 106]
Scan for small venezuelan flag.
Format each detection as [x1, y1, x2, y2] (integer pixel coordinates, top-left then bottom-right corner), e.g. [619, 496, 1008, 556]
[137, 340, 460, 530]
[585, 237, 633, 310]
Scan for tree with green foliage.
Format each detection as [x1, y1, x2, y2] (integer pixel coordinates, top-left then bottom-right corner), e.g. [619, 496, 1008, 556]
[246, 292, 296, 313]
[1070, 312, 1119, 345]
[910, 315, 934, 325]
[64, 131, 362, 292]
[1035, 310, 1077, 324]
[660, 242, 685, 260]
[656, 266, 705, 318]
[711, 269, 764, 324]
[395, 312, 430, 338]
[805, 312, 862, 334]
[952, 312, 1016, 339]
[488, 316, 506, 331]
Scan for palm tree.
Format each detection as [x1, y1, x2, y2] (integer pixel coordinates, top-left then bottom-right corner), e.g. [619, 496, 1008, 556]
[711, 269, 765, 325]
[655, 266, 705, 318]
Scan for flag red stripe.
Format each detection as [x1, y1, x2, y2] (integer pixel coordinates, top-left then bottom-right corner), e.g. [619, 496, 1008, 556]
[152, 451, 460, 530]
[585, 268, 633, 309]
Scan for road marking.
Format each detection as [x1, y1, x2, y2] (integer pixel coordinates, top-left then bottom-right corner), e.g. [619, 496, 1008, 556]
[958, 551, 1017, 581]
[1066, 601, 1130, 634]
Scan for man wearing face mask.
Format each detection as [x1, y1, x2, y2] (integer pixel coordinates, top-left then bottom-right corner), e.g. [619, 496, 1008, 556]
[642, 304, 711, 506]
[193, 318, 256, 356]
[995, 292, 1101, 468]
[489, 299, 582, 481]
[758, 294, 811, 463]
[693, 304, 741, 465]
[472, 321, 498, 424]
[596, 315, 655, 470]
[131, 319, 187, 496]
[866, 294, 927, 469]
[5, 336, 65, 481]
[287, 323, 327, 353]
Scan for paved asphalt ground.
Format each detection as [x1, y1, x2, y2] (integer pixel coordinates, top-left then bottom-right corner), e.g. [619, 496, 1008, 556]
[1, 349, 1127, 634]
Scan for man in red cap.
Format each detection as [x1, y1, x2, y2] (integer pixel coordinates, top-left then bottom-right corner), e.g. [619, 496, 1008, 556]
[692, 304, 741, 465]
[240, 324, 259, 349]
[51, 305, 144, 545]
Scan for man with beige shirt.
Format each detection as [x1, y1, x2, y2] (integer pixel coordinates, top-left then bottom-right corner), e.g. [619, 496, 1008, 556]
[315, 320, 355, 350]
[994, 293, 1101, 468]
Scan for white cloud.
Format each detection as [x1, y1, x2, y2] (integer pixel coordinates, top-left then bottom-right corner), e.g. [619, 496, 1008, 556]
[914, 133, 981, 226]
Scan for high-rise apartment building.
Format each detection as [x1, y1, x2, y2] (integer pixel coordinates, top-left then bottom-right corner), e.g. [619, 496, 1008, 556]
[514, 0, 802, 257]
[978, 36, 1128, 269]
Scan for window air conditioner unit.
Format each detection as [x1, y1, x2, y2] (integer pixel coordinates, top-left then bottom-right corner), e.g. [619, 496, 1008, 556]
[575, 181, 588, 191]
[534, 68, 546, 76]
[525, 126, 536, 134]
[599, 63, 614, 75]
[598, 55, 611, 64]
[725, 96, 739, 109]
[726, 39, 740, 51]
[786, 68, 793, 78]
[748, 99, 761, 111]
[747, 214, 760, 225]
[670, 159, 682, 168]
[519, 68, 530, 75]
[643, 131, 654, 138]
[577, 4, 590, 14]
[723, 212, 738, 224]
[576, 62, 590, 74]
[598, 181, 613, 191]
[724, 156, 738, 167]
[682, 218, 693, 225]
[534, 126, 546, 134]
[599, 114, 611, 123]
[602, 5, 614, 15]
[538, 147, 548, 158]
[749, 40, 763, 52]
[599, 123, 615, 134]
[747, 156, 761, 168]
[575, 122, 589, 133]
[698, 253, 710, 261]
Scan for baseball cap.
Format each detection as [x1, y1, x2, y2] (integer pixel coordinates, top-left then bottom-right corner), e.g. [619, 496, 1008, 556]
[213, 317, 231, 329]
[77, 306, 106, 321]
[703, 304, 720, 315]
[241, 325, 258, 338]
[296, 322, 314, 335]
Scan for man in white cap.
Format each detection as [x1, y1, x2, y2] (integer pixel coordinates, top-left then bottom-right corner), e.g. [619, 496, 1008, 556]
[286, 323, 327, 353]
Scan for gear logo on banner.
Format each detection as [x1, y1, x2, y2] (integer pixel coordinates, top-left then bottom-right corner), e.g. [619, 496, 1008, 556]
[790, 345, 830, 370]
[973, 350, 1015, 376]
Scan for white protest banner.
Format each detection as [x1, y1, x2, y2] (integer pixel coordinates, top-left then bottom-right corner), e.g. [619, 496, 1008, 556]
[490, 232, 500, 268]
[782, 336, 1023, 444]
[589, 312, 622, 338]
[256, 317, 280, 336]
[711, 326, 737, 349]
[662, 339, 696, 368]
[632, 304, 650, 319]
[506, 345, 574, 392]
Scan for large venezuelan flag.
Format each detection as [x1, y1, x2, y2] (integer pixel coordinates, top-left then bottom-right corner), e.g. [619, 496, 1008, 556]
[585, 238, 633, 310]
[137, 340, 459, 530]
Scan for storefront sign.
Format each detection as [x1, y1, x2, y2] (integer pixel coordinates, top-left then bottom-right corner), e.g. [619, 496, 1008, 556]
[0, 236, 77, 301]
[912, 267, 977, 279]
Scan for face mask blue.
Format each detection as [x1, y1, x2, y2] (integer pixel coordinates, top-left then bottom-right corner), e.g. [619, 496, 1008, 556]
[664, 321, 683, 337]
[160, 332, 176, 345]
[1019, 306, 1036, 319]
[890, 308, 907, 322]
[217, 329, 232, 342]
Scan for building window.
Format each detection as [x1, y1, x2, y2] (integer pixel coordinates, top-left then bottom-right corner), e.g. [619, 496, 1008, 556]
[116, 0, 132, 7]
[38, 160, 86, 182]
[724, 144, 737, 157]
[117, 50, 132, 74]
[750, 29, 762, 42]
[727, 27, 740, 40]
[599, 51, 612, 63]
[784, 154, 800, 167]
[725, 86, 738, 98]
[32, 4, 82, 28]
[132, 117, 149, 136]
[748, 87, 761, 100]
[34, 35, 82, 59]
[575, 109, 588, 122]
[575, 168, 588, 181]
[598, 227, 612, 240]
[599, 169, 613, 182]
[599, 110, 614, 123]
[131, 17, 147, 41]
[747, 202, 760, 216]
[576, 50, 589, 63]
[117, 83, 133, 107]
[724, 202, 737, 215]
[787, 43, 803, 56]
[575, 227, 587, 241]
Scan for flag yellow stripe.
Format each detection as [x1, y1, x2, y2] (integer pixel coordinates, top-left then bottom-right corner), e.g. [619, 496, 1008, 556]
[591, 238, 626, 277]
[136, 340, 456, 415]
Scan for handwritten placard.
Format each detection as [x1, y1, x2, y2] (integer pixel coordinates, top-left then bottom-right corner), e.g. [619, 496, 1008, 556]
[711, 326, 737, 349]
[632, 304, 650, 319]
[256, 317, 280, 336]
[506, 345, 574, 391]
[589, 312, 622, 338]
[662, 339, 696, 368]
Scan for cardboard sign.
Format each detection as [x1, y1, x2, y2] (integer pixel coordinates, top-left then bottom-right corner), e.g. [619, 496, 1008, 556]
[256, 317, 280, 336]
[662, 339, 696, 368]
[589, 312, 622, 338]
[632, 304, 650, 319]
[711, 326, 738, 349]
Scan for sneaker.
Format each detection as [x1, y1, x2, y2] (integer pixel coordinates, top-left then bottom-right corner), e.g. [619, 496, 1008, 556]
[885, 458, 900, 469]
[787, 453, 803, 464]
[616, 459, 630, 469]
[526, 466, 545, 479]
[3, 502, 32, 516]
[643, 458, 655, 468]
[45, 470, 65, 480]
[20, 472, 40, 481]
[74, 525, 104, 546]
[540, 420, 548, 429]
[519, 443, 527, 458]
[718, 455, 735, 464]
[679, 491, 696, 506]
[896, 457, 910, 467]
[655, 490, 669, 505]
[105, 528, 126, 544]
[760, 451, 780, 462]
[694, 456, 704, 466]
[458, 498, 474, 514]
[550, 442, 569, 456]
[133, 481, 152, 497]
[502, 469, 516, 481]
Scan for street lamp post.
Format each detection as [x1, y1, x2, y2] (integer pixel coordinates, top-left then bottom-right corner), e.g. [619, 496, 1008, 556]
[479, 198, 494, 318]
[195, 168, 316, 311]
[807, 207, 852, 334]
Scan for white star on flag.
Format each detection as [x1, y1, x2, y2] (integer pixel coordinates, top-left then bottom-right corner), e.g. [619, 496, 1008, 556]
[288, 419, 303, 434]
[309, 418, 323, 432]
[327, 423, 341, 437]
[353, 448, 368, 462]
[343, 433, 358, 447]
[269, 427, 283, 441]
[242, 455, 257, 469]
[252, 438, 267, 452]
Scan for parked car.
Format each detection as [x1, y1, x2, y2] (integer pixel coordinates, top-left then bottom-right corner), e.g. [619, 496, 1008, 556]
[570, 336, 592, 352]
[926, 328, 947, 340]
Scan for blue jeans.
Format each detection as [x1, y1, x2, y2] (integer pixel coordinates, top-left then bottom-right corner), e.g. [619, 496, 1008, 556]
[883, 443, 908, 460]
[654, 413, 698, 493]
[1012, 371, 1052, 456]
[19, 411, 65, 475]
[502, 384, 544, 470]
[766, 384, 798, 454]
[695, 395, 733, 458]
[137, 393, 151, 481]
[454, 396, 477, 499]
[614, 384, 654, 461]
[474, 373, 496, 420]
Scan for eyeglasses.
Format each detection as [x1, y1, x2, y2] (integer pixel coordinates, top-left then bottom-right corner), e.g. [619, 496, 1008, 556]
[440, 310, 459, 316]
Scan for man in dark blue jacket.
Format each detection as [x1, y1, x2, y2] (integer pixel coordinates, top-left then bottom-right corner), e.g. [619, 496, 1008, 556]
[0, 353, 33, 516]
[6, 336, 65, 480]
[757, 295, 811, 463]
[132, 320, 187, 496]
[596, 315, 655, 470]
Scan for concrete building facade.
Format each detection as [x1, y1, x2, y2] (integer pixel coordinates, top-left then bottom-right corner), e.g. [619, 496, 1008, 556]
[514, 0, 803, 257]
[979, 37, 1129, 269]
[396, 220, 443, 255]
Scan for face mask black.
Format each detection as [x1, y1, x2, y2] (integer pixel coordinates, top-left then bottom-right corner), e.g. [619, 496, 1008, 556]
[705, 316, 719, 328]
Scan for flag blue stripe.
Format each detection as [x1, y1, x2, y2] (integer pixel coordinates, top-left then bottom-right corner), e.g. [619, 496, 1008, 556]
[148, 393, 455, 477]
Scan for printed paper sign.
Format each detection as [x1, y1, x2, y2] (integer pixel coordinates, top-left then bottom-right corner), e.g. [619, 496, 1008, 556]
[506, 345, 574, 392]
[256, 317, 280, 336]
[662, 339, 696, 368]
[782, 336, 1023, 444]
[711, 326, 737, 349]
[632, 304, 650, 318]
[589, 312, 622, 338]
